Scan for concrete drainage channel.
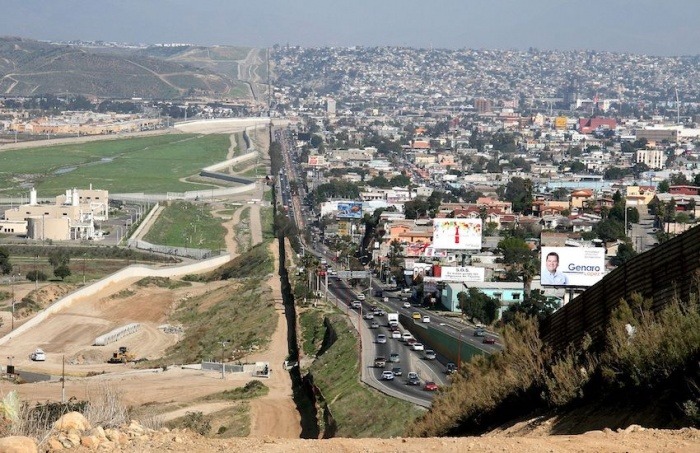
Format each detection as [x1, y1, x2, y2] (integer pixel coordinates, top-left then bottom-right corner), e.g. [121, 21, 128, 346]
[278, 236, 321, 439]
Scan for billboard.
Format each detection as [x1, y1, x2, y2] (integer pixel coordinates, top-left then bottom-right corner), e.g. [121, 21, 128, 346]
[438, 266, 485, 282]
[432, 218, 482, 250]
[336, 201, 363, 219]
[540, 247, 606, 287]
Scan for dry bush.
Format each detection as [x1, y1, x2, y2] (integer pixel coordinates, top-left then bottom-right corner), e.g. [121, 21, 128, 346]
[83, 382, 130, 428]
[407, 315, 547, 437]
[601, 295, 700, 390]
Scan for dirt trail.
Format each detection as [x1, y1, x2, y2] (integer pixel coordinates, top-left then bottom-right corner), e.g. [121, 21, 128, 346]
[246, 241, 300, 438]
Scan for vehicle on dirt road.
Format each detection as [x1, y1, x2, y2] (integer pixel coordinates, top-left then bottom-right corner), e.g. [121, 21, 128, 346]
[108, 346, 135, 364]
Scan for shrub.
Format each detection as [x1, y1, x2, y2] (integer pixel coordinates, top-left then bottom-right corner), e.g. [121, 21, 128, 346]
[178, 411, 211, 436]
[25, 270, 48, 282]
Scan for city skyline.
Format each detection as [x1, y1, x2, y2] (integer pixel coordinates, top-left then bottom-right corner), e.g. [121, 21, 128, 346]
[1, 1, 700, 56]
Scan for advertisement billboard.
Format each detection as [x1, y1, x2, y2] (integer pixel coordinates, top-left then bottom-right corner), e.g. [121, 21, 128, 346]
[432, 218, 482, 250]
[540, 247, 606, 287]
[438, 266, 485, 282]
[336, 201, 363, 219]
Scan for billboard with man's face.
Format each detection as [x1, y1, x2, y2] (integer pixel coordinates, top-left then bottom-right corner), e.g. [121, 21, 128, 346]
[336, 201, 363, 219]
[432, 218, 482, 250]
[540, 247, 606, 287]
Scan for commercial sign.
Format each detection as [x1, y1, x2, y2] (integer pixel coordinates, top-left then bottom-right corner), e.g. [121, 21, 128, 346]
[540, 246, 606, 287]
[438, 266, 485, 282]
[337, 201, 363, 219]
[432, 218, 482, 250]
[337, 271, 369, 279]
[308, 155, 325, 166]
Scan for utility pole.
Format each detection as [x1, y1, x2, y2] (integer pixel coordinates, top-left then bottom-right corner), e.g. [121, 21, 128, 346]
[10, 275, 15, 331]
[62, 355, 65, 403]
[220, 340, 229, 379]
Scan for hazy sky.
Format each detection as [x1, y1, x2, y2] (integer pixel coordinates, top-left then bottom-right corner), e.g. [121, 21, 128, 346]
[2, 0, 700, 56]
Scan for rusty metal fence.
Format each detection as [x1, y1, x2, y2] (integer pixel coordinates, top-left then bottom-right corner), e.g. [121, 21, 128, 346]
[540, 226, 700, 350]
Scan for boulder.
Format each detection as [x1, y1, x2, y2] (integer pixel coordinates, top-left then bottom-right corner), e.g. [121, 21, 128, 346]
[54, 412, 91, 432]
[0, 436, 38, 452]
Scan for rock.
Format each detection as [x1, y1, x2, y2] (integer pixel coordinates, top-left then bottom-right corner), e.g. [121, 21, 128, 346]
[624, 424, 644, 433]
[80, 435, 100, 449]
[46, 438, 64, 451]
[89, 426, 107, 440]
[66, 430, 81, 447]
[104, 428, 119, 442]
[0, 436, 38, 452]
[54, 412, 91, 432]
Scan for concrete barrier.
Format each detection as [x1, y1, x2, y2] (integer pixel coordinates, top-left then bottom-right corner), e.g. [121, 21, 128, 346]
[0, 253, 231, 346]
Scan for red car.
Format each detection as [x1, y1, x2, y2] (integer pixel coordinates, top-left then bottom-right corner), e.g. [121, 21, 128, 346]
[482, 337, 496, 344]
[423, 381, 439, 391]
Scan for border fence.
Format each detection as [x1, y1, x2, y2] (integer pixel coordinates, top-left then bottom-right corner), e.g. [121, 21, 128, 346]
[540, 226, 700, 350]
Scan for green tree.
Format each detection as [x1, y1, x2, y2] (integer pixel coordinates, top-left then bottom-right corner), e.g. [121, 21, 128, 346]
[501, 289, 559, 324]
[497, 236, 538, 296]
[503, 177, 533, 214]
[309, 134, 323, 148]
[389, 174, 411, 187]
[48, 248, 70, 269]
[594, 218, 626, 243]
[54, 264, 71, 280]
[457, 288, 500, 324]
[0, 247, 12, 275]
[658, 179, 670, 193]
[612, 241, 637, 266]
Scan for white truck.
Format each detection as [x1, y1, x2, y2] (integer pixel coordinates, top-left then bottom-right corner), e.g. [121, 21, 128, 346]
[387, 312, 399, 328]
[30, 348, 46, 361]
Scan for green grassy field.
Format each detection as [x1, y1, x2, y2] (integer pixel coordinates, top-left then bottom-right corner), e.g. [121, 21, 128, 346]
[143, 201, 227, 250]
[0, 134, 233, 196]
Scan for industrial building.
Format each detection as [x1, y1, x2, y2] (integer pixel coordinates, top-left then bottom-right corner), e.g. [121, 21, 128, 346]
[1, 186, 109, 241]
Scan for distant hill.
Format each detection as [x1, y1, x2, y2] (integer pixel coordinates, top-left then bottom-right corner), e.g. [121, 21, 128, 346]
[0, 36, 255, 100]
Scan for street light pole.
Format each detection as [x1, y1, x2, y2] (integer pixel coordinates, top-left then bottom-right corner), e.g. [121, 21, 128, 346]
[457, 325, 468, 369]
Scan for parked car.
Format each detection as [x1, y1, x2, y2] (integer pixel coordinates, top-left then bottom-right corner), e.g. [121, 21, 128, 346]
[423, 381, 439, 391]
[389, 352, 400, 363]
[376, 334, 387, 344]
[406, 372, 420, 385]
[423, 349, 436, 360]
[483, 336, 496, 344]
[374, 357, 387, 368]
[411, 342, 425, 351]
[381, 370, 395, 380]
[391, 367, 402, 376]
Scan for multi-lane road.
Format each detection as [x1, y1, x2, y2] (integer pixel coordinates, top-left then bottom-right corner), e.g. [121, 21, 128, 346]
[273, 127, 501, 406]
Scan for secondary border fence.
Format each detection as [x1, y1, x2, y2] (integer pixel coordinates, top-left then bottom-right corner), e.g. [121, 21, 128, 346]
[540, 225, 700, 350]
[133, 239, 222, 260]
